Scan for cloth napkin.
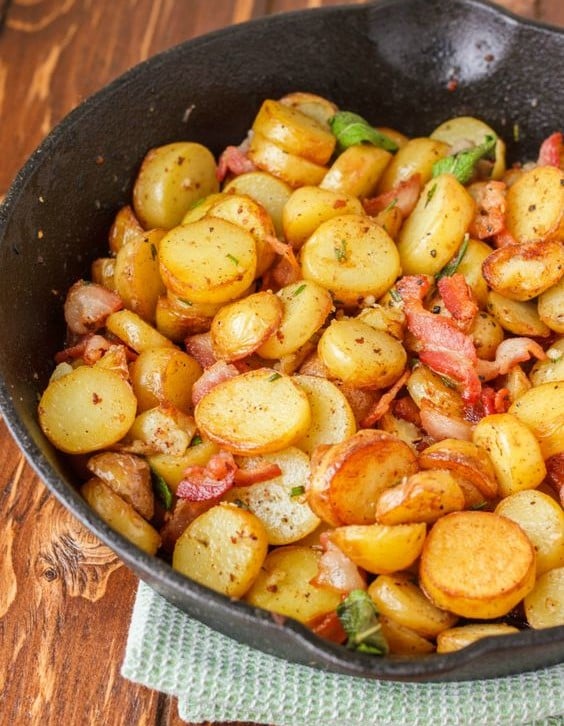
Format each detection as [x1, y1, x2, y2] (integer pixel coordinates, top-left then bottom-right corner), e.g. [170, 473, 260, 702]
[122, 581, 563, 725]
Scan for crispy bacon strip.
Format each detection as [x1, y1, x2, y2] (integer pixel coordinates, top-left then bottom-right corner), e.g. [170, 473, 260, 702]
[311, 533, 366, 594]
[55, 333, 111, 364]
[468, 181, 506, 239]
[191, 360, 240, 406]
[397, 275, 481, 405]
[480, 386, 511, 416]
[185, 331, 217, 369]
[233, 462, 282, 485]
[306, 610, 347, 645]
[419, 400, 474, 442]
[176, 450, 237, 501]
[360, 369, 410, 427]
[537, 131, 563, 168]
[64, 280, 123, 335]
[477, 337, 547, 381]
[437, 273, 478, 332]
[160, 498, 216, 552]
[545, 454, 564, 507]
[362, 174, 422, 217]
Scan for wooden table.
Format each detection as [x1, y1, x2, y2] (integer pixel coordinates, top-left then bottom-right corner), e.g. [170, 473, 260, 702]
[0, 1, 562, 724]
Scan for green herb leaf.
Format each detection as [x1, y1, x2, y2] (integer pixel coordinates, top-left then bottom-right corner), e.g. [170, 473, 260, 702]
[329, 111, 398, 152]
[150, 243, 157, 260]
[290, 485, 305, 498]
[151, 470, 173, 511]
[389, 287, 402, 303]
[226, 253, 239, 265]
[293, 283, 307, 297]
[268, 372, 282, 382]
[336, 589, 389, 656]
[190, 434, 203, 447]
[435, 234, 469, 280]
[425, 182, 437, 207]
[432, 134, 497, 184]
[334, 239, 348, 262]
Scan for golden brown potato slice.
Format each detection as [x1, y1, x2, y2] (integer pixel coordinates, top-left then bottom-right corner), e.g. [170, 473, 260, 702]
[248, 132, 328, 188]
[223, 171, 292, 237]
[320, 145, 391, 198]
[210, 291, 283, 361]
[87, 451, 154, 520]
[82, 478, 161, 555]
[127, 404, 197, 456]
[486, 291, 551, 337]
[368, 573, 458, 637]
[455, 237, 494, 307]
[106, 309, 175, 352]
[307, 429, 418, 525]
[244, 546, 342, 622]
[509, 381, 564, 460]
[419, 511, 536, 619]
[538, 278, 564, 334]
[108, 204, 144, 254]
[436, 623, 519, 653]
[375, 470, 466, 525]
[195, 368, 311, 455]
[91, 257, 116, 290]
[430, 116, 506, 179]
[529, 338, 564, 386]
[329, 522, 426, 574]
[172, 503, 268, 598]
[377, 137, 449, 192]
[524, 567, 564, 629]
[506, 165, 564, 243]
[379, 616, 435, 655]
[148, 438, 219, 493]
[279, 91, 339, 128]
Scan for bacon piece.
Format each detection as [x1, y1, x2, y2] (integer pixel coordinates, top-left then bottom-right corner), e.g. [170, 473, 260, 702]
[312, 533, 366, 594]
[185, 331, 217, 369]
[398, 275, 481, 405]
[363, 174, 422, 217]
[545, 454, 564, 507]
[477, 337, 547, 381]
[468, 181, 506, 239]
[419, 400, 474, 442]
[437, 273, 479, 332]
[480, 386, 510, 416]
[393, 396, 422, 427]
[191, 360, 239, 406]
[537, 131, 563, 168]
[216, 142, 256, 182]
[233, 462, 282, 486]
[55, 333, 111, 364]
[492, 228, 519, 248]
[306, 610, 347, 645]
[64, 280, 123, 335]
[176, 450, 237, 501]
[160, 498, 216, 552]
[360, 369, 410, 427]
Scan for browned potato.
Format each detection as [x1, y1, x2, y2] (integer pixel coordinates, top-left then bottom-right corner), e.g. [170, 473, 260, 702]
[436, 623, 519, 653]
[505, 165, 564, 243]
[108, 204, 144, 254]
[329, 522, 426, 574]
[279, 91, 338, 127]
[524, 567, 564, 629]
[486, 291, 551, 337]
[223, 171, 292, 237]
[307, 429, 418, 525]
[106, 309, 175, 352]
[379, 616, 435, 655]
[248, 132, 328, 188]
[320, 145, 392, 197]
[375, 470, 466, 525]
[419, 511, 536, 619]
[377, 137, 449, 192]
[86, 451, 154, 520]
[210, 291, 283, 361]
[509, 381, 564, 460]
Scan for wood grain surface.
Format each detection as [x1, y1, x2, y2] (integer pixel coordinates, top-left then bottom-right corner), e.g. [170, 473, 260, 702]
[0, 1, 562, 724]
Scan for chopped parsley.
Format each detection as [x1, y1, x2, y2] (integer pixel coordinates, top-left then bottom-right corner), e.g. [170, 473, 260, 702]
[226, 253, 239, 265]
[151, 470, 173, 511]
[290, 485, 305, 498]
[432, 134, 497, 184]
[336, 590, 389, 655]
[435, 234, 469, 280]
[293, 283, 307, 297]
[334, 239, 348, 262]
[268, 372, 282, 382]
[329, 111, 398, 152]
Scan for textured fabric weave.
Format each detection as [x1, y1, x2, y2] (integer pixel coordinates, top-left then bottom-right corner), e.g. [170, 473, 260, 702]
[122, 581, 564, 725]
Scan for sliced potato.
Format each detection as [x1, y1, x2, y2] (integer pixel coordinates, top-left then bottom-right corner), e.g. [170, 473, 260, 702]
[418, 438, 498, 500]
[368, 572, 458, 637]
[455, 237, 494, 307]
[223, 448, 319, 545]
[195, 368, 311, 455]
[282, 185, 363, 249]
[397, 174, 475, 276]
[495, 489, 564, 575]
[108, 204, 144, 254]
[82, 477, 160, 555]
[106, 309, 175, 352]
[129, 346, 202, 414]
[506, 165, 564, 243]
[114, 228, 166, 322]
[482, 240, 564, 301]
[148, 438, 219, 493]
[91, 257, 116, 290]
[223, 171, 292, 236]
[300, 214, 401, 306]
[472, 413, 547, 497]
[127, 404, 197, 456]
[279, 91, 338, 128]
[436, 623, 519, 653]
[377, 137, 449, 192]
[252, 99, 336, 165]
[133, 142, 219, 229]
[486, 291, 551, 337]
[379, 616, 435, 655]
[407, 364, 465, 418]
[524, 567, 564, 629]
[530, 338, 564, 386]
[375, 470, 465, 525]
[256, 280, 333, 359]
[293, 374, 357, 455]
[87, 451, 154, 520]
[211, 291, 283, 361]
[159, 218, 257, 304]
[180, 193, 225, 224]
[318, 319, 407, 389]
[320, 145, 392, 198]
[419, 511, 536, 619]
[356, 304, 406, 340]
[38, 366, 137, 454]
[509, 381, 564, 460]
[470, 311, 505, 361]
[248, 131, 328, 188]
[538, 277, 564, 334]
[307, 429, 418, 525]
[172, 503, 268, 598]
[244, 546, 343, 623]
[329, 522, 426, 574]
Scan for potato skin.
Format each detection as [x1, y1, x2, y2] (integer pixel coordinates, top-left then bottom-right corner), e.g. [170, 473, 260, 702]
[419, 511, 536, 619]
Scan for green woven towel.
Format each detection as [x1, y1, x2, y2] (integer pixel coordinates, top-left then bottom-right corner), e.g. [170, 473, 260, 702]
[122, 581, 563, 725]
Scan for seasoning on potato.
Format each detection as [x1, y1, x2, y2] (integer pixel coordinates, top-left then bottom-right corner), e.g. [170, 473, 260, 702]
[37, 89, 564, 658]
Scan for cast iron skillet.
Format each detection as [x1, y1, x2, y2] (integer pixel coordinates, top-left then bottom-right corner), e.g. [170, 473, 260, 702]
[0, 0, 563, 682]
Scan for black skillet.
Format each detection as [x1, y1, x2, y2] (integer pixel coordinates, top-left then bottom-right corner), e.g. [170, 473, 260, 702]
[0, 0, 563, 681]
